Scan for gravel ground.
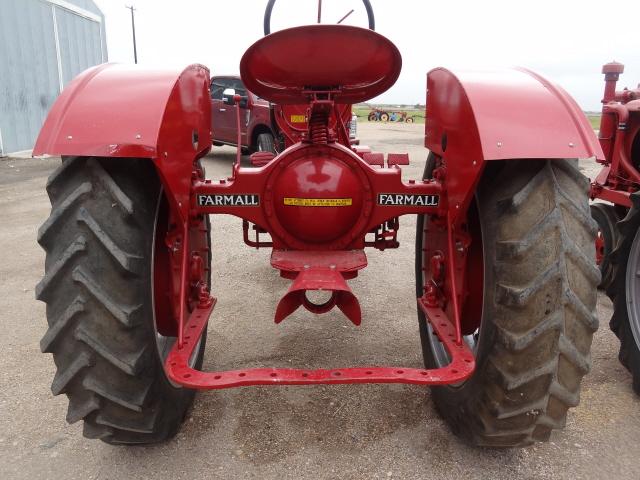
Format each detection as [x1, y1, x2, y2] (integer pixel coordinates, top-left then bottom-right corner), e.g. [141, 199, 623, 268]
[0, 122, 638, 480]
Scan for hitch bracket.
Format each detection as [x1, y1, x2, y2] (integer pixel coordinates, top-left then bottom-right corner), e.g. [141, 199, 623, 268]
[165, 292, 475, 389]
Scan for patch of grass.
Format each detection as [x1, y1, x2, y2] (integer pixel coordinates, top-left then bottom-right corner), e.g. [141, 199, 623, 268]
[587, 115, 601, 130]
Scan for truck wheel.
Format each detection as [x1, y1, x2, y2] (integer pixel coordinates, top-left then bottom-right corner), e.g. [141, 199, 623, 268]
[606, 193, 640, 394]
[256, 132, 276, 154]
[416, 156, 599, 446]
[590, 203, 619, 290]
[36, 157, 210, 444]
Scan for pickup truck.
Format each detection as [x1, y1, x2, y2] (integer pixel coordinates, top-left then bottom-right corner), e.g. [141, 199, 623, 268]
[210, 75, 357, 154]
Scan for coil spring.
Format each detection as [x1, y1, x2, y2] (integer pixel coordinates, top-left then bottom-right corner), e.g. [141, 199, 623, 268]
[309, 111, 329, 144]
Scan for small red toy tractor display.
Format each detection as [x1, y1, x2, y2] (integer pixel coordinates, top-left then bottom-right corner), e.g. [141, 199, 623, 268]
[35, 0, 601, 446]
[589, 62, 640, 394]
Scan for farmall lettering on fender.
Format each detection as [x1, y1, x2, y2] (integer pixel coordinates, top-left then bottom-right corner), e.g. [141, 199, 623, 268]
[378, 194, 439, 206]
[198, 194, 260, 206]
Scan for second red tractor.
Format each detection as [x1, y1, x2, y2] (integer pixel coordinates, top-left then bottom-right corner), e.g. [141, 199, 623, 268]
[590, 62, 640, 395]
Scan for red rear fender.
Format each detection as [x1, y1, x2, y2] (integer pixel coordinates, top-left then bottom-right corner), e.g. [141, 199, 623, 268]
[34, 63, 212, 221]
[425, 67, 604, 224]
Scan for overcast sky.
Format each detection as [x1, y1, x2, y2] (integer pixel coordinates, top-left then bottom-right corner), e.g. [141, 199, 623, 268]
[94, 0, 639, 111]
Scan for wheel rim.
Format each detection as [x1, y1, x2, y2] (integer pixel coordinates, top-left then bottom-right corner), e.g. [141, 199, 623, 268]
[152, 189, 210, 373]
[625, 228, 640, 351]
[421, 201, 484, 367]
[418, 154, 484, 370]
[595, 229, 605, 266]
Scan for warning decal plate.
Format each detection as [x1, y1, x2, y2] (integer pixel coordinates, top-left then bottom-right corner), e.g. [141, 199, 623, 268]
[283, 198, 353, 207]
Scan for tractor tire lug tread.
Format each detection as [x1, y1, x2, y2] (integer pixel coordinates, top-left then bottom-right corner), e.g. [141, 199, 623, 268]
[51, 350, 93, 395]
[66, 392, 101, 424]
[35, 236, 87, 301]
[417, 158, 598, 447]
[72, 266, 142, 328]
[38, 156, 209, 444]
[37, 182, 92, 246]
[86, 158, 135, 216]
[77, 207, 142, 274]
[74, 324, 148, 376]
[493, 311, 563, 351]
[39, 295, 86, 353]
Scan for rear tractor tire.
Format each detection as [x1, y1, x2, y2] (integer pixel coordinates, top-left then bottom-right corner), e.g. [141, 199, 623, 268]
[36, 157, 210, 444]
[606, 193, 640, 395]
[416, 157, 599, 447]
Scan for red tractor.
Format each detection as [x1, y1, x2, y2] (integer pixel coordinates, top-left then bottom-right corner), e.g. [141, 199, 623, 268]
[589, 62, 640, 394]
[35, 1, 600, 446]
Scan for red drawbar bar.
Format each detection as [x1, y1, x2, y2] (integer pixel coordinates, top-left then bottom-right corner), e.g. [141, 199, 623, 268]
[165, 297, 476, 389]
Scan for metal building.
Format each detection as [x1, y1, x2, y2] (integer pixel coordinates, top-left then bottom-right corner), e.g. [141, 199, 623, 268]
[0, 0, 107, 156]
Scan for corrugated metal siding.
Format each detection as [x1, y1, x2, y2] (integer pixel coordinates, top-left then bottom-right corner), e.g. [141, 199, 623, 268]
[0, 0, 106, 155]
[56, 7, 102, 86]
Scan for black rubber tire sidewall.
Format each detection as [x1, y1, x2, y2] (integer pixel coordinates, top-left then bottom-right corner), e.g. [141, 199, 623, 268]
[256, 132, 276, 154]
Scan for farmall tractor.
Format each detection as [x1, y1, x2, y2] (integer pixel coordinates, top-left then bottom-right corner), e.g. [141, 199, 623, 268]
[35, 1, 601, 446]
[367, 108, 415, 123]
[590, 62, 640, 394]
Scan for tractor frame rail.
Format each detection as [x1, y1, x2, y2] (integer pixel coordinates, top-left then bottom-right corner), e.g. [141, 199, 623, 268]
[165, 296, 475, 389]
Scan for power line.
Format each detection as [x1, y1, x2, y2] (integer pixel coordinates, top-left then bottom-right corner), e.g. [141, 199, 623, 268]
[125, 5, 137, 64]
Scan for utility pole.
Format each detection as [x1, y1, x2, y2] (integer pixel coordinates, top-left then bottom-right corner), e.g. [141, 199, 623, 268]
[125, 5, 138, 64]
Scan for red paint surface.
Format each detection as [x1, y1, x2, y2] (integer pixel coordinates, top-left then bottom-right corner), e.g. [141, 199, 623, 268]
[34, 23, 603, 391]
[165, 297, 475, 389]
[591, 62, 639, 210]
[272, 155, 364, 243]
[240, 25, 401, 104]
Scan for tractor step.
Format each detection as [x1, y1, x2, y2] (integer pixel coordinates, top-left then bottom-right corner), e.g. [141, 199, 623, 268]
[164, 294, 475, 389]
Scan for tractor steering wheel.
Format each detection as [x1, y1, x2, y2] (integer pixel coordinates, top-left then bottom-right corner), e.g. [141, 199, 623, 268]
[263, 0, 375, 35]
